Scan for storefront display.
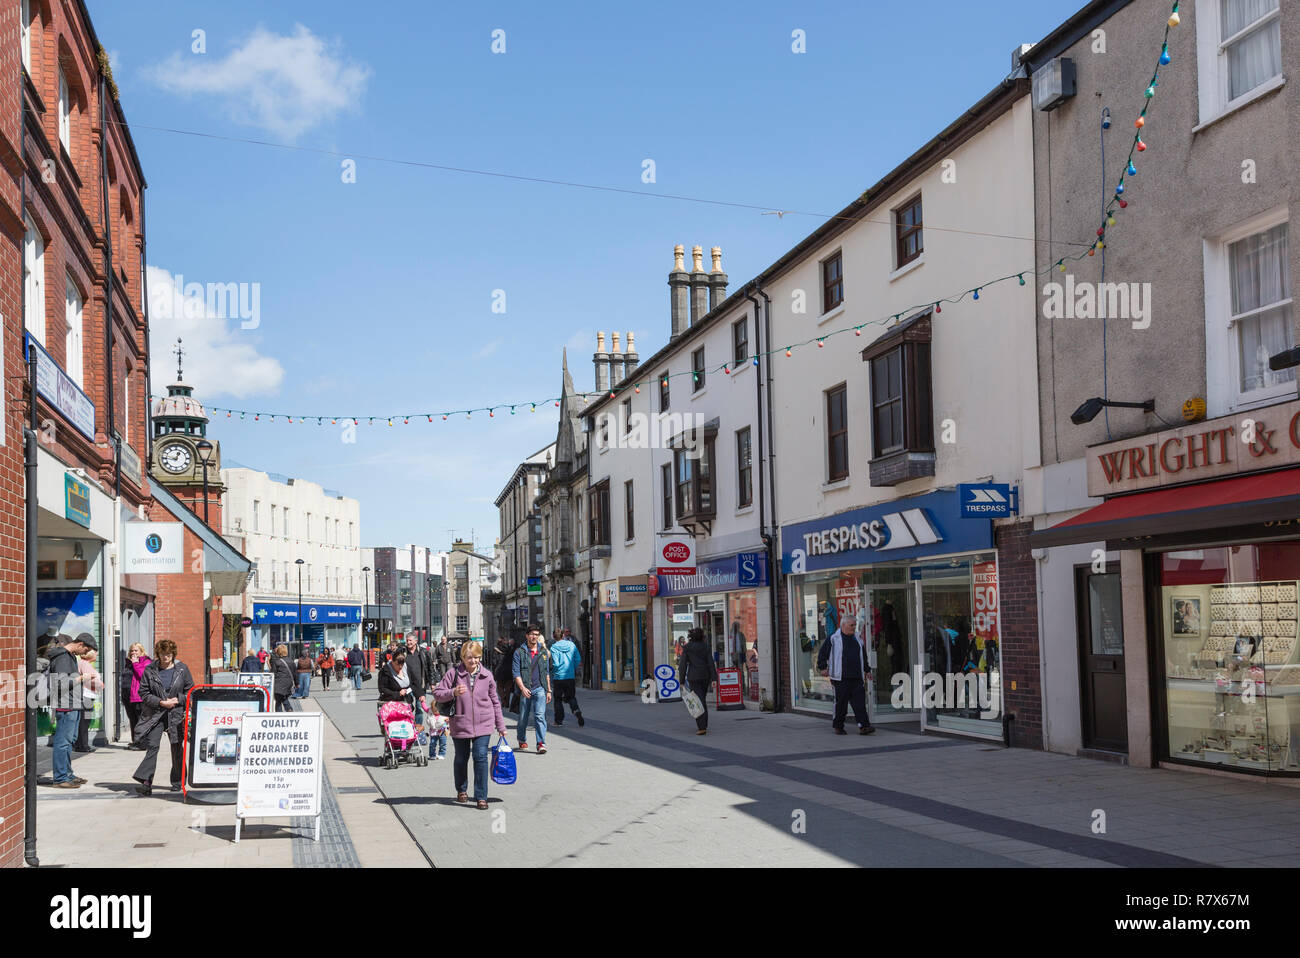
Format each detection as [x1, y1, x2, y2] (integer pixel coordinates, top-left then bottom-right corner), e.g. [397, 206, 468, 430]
[782, 490, 1001, 735]
[1159, 544, 1300, 773]
[599, 577, 650, 691]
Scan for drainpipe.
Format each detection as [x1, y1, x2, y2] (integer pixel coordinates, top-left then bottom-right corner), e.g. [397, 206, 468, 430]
[21, 71, 39, 865]
[99, 75, 117, 494]
[760, 288, 783, 712]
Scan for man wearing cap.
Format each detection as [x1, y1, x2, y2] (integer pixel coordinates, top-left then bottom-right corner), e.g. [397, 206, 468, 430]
[47, 633, 96, 787]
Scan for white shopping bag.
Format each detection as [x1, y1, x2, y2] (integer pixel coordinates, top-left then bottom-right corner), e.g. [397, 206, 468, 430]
[683, 688, 705, 719]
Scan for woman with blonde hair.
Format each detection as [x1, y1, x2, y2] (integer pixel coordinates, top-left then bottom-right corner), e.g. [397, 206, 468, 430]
[121, 643, 151, 748]
[433, 640, 507, 810]
[270, 643, 296, 712]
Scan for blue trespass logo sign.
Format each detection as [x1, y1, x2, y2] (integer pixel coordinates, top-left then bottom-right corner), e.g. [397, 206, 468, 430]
[145, 533, 163, 554]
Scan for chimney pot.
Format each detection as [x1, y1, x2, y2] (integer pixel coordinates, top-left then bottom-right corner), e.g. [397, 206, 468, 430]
[673, 244, 685, 272]
[690, 245, 709, 325]
[669, 245, 690, 339]
[708, 245, 729, 311]
[710, 247, 723, 273]
[692, 245, 704, 272]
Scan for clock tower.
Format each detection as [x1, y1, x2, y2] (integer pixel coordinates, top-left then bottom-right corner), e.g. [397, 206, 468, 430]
[150, 339, 224, 520]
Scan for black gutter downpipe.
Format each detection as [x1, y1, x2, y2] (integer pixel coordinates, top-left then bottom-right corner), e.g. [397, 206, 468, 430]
[99, 74, 117, 495]
[744, 285, 772, 711]
[21, 71, 39, 866]
[759, 289, 781, 712]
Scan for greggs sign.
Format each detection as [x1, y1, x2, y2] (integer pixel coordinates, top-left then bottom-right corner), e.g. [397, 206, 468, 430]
[1086, 398, 1300, 497]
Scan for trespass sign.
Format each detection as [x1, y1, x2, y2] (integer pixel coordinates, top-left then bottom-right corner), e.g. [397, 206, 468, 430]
[656, 534, 696, 575]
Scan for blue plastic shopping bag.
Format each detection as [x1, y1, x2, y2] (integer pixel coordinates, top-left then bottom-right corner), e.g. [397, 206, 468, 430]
[490, 735, 517, 785]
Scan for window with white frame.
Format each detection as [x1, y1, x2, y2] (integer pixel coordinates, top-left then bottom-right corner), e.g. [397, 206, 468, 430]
[58, 69, 70, 153]
[1205, 212, 1292, 413]
[1196, 0, 1283, 124]
[253, 500, 260, 532]
[123, 364, 132, 444]
[21, 0, 31, 74]
[64, 275, 83, 386]
[24, 216, 44, 342]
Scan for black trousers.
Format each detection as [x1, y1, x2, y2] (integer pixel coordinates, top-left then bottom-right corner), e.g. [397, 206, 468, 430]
[125, 700, 142, 741]
[831, 678, 870, 730]
[688, 679, 711, 731]
[75, 709, 92, 750]
[274, 693, 292, 712]
[320, 669, 330, 689]
[133, 723, 183, 786]
[554, 679, 580, 722]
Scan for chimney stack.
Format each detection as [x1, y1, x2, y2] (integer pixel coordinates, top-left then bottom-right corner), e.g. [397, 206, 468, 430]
[593, 331, 609, 393]
[668, 244, 689, 339]
[610, 331, 624, 385]
[623, 331, 639, 378]
[689, 245, 708, 326]
[709, 246, 728, 311]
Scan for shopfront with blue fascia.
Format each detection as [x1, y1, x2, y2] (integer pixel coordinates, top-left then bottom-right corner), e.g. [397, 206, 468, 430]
[250, 601, 362, 654]
[781, 489, 1004, 739]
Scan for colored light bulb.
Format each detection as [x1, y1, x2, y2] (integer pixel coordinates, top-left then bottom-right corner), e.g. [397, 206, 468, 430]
[935, 302, 942, 313]
[817, 339, 824, 348]
[1108, 216, 1116, 227]
[1019, 274, 1026, 286]
[1127, 162, 1137, 176]
[973, 289, 980, 301]
[1136, 116, 1145, 128]
[752, 357, 759, 366]
[785, 348, 792, 357]
[1168, 11, 1180, 27]
[1136, 139, 1146, 152]
[1145, 85, 1155, 98]
[1116, 182, 1125, 195]
[1160, 45, 1171, 66]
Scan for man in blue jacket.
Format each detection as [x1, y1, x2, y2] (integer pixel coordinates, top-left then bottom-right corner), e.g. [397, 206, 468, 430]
[549, 629, 584, 728]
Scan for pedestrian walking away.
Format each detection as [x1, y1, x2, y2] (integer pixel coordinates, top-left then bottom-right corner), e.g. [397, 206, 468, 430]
[239, 648, 262, 674]
[679, 628, 718, 734]
[512, 625, 552, 752]
[271, 644, 296, 712]
[817, 614, 875, 735]
[294, 651, 313, 699]
[122, 643, 151, 748]
[45, 634, 95, 787]
[334, 652, 346, 685]
[317, 649, 335, 691]
[488, 635, 517, 713]
[347, 644, 365, 689]
[132, 639, 196, 795]
[549, 629, 584, 728]
[433, 640, 506, 809]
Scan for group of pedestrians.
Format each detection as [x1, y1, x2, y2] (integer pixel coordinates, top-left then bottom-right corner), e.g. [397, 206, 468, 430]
[373, 625, 584, 809]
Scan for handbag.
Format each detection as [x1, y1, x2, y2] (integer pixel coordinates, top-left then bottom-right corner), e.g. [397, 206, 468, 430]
[682, 688, 705, 719]
[490, 735, 516, 786]
[361, 670, 373, 682]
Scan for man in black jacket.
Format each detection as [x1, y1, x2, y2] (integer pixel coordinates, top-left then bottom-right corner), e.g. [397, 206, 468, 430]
[678, 629, 718, 735]
[239, 649, 263, 673]
[403, 634, 433, 721]
[47, 634, 94, 787]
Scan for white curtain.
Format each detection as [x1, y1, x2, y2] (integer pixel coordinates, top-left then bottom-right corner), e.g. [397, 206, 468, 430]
[1231, 223, 1293, 393]
[1223, 0, 1281, 99]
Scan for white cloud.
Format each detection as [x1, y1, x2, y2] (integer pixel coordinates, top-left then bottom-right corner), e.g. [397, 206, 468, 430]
[145, 24, 369, 140]
[147, 265, 285, 399]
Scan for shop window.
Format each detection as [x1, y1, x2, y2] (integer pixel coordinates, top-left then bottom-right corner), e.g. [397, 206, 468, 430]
[861, 310, 934, 485]
[1158, 542, 1300, 775]
[822, 251, 843, 313]
[895, 195, 923, 269]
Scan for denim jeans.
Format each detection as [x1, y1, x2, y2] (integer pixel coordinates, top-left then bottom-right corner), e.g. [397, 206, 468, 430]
[349, 665, 362, 690]
[453, 734, 490, 800]
[517, 685, 547, 745]
[431, 732, 447, 758]
[295, 673, 311, 698]
[51, 710, 81, 783]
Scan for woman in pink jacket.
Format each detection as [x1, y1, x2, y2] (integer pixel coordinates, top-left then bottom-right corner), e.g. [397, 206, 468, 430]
[123, 643, 151, 748]
[433, 640, 506, 810]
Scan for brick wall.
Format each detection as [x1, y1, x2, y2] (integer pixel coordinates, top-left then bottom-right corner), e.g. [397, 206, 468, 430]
[997, 519, 1044, 750]
[147, 493, 224, 676]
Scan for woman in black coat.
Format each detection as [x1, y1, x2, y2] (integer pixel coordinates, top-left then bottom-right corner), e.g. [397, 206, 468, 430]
[678, 628, 718, 735]
[270, 644, 296, 712]
[377, 651, 416, 704]
[131, 638, 195, 795]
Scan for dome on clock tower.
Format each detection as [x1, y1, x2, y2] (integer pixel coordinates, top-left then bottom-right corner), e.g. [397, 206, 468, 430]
[152, 338, 210, 438]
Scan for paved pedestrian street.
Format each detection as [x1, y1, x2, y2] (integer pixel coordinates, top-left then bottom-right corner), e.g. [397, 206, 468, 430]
[313, 685, 1300, 868]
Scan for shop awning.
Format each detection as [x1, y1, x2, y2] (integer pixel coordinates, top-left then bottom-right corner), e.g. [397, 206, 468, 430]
[1029, 467, 1300, 549]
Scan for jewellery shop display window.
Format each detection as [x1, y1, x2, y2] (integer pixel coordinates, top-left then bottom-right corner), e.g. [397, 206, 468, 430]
[1158, 542, 1300, 774]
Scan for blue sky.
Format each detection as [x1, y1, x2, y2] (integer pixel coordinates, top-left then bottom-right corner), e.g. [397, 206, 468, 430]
[89, 0, 1085, 551]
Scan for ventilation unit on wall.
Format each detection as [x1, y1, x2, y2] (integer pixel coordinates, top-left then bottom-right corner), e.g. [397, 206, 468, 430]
[1032, 57, 1076, 112]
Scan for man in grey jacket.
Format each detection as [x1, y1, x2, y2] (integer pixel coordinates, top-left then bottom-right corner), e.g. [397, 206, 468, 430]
[46, 634, 95, 787]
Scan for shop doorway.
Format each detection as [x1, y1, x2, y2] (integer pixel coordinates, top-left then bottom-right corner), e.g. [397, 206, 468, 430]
[864, 585, 915, 723]
[1075, 566, 1128, 752]
[917, 571, 1001, 737]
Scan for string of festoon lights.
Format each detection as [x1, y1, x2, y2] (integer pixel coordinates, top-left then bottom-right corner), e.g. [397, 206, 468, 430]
[157, 3, 1182, 427]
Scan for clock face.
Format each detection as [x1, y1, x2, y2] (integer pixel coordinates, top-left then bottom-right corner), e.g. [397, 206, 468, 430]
[159, 442, 193, 474]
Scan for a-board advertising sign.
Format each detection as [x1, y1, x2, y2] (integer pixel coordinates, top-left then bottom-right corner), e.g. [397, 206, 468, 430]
[184, 685, 269, 801]
[716, 668, 744, 710]
[235, 711, 324, 842]
[235, 672, 273, 693]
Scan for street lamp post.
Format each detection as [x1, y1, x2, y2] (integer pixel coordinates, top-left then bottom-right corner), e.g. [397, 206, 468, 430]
[196, 439, 215, 683]
[295, 558, 306, 654]
[362, 565, 371, 651]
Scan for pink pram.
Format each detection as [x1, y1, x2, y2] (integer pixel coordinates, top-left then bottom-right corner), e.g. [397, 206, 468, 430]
[377, 700, 428, 768]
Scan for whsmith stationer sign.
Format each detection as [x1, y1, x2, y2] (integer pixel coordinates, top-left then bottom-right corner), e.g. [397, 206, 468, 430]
[1086, 398, 1300, 498]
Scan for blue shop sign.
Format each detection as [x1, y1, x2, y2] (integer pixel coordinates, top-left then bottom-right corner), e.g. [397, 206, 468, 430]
[655, 552, 769, 598]
[781, 490, 993, 575]
[253, 602, 362, 624]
